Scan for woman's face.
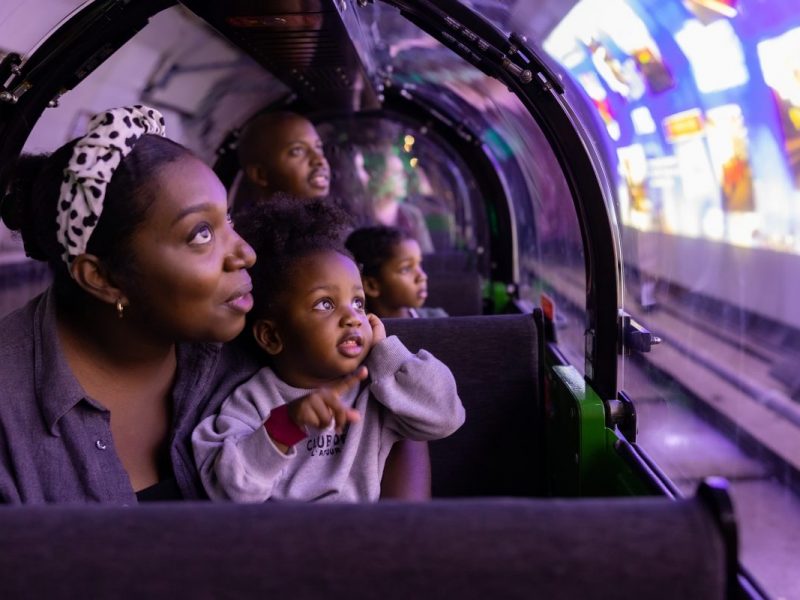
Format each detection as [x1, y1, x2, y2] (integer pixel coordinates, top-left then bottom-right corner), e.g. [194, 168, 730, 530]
[122, 155, 256, 343]
[372, 153, 407, 201]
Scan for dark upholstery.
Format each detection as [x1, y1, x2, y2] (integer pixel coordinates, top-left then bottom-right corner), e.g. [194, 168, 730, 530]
[422, 251, 483, 316]
[385, 314, 541, 497]
[0, 496, 726, 599]
[0, 314, 731, 599]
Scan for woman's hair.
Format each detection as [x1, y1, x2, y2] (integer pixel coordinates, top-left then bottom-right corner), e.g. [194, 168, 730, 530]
[1, 135, 193, 306]
[236, 194, 353, 321]
[362, 146, 404, 200]
[345, 225, 413, 278]
[325, 146, 372, 227]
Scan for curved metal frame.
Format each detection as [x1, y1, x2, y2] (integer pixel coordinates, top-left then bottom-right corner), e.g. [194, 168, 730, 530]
[379, 0, 621, 400]
[0, 0, 175, 193]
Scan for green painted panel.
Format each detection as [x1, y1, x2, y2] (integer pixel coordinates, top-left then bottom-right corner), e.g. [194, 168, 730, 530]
[545, 357, 656, 497]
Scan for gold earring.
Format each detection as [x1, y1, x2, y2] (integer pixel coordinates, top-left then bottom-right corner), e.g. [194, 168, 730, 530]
[116, 299, 124, 319]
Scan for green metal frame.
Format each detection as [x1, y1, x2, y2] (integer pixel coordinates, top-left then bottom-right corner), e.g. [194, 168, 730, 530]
[544, 353, 653, 497]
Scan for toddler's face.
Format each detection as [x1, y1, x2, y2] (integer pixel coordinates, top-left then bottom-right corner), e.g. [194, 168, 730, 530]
[272, 250, 372, 388]
[374, 239, 428, 311]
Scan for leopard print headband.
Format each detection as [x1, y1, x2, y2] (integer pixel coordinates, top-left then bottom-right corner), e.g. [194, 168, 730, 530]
[56, 105, 166, 266]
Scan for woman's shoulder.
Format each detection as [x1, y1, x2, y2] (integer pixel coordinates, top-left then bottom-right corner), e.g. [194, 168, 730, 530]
[0, 293, 44, 360]
[182, 335, 264, 416]
[0, 293, 52, 425]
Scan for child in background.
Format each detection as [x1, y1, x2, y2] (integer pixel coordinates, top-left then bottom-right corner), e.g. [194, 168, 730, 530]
[192, 199, 464, 503]
[345, 225, 447, 319]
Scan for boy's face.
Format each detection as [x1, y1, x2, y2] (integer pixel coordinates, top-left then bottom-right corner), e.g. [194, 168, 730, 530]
[371, 239, 428, 311]
[262, 116, 330, 199]
[268, 250, 372, 388]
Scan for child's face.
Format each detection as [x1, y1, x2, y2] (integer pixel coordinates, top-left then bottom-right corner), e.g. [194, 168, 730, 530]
[373, 239, 427, 311]
[263, 116, 330, 199]
[271, 250, 373, 388]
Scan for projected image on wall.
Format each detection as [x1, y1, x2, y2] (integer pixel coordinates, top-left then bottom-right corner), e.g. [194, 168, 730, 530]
[758, 28, 800, 190]
[545, 0, 800, 255]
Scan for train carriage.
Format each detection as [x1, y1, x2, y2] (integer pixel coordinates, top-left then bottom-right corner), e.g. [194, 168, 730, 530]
[1, 0, 796, 597]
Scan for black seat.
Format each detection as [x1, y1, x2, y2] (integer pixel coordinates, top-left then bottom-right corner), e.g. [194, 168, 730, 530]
[0, 484, 730, 599]
[385, 314, 541, 497]
[422, 251, 483, 316]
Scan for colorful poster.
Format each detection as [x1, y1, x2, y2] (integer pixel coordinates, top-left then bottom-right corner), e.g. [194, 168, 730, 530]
[758, 28, 800, 189]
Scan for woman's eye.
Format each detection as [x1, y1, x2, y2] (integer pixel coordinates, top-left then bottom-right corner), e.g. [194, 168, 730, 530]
[188, 224, 213, 246]
[353, 297, 365, 311]
[313, 298, 334, 311]
[289, 146, 305, 157]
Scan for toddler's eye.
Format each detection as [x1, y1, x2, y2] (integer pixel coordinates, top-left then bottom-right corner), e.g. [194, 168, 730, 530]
[313, 298, 334, 311]
[353, 297, 365, 311]
[188, 224, 213, 246]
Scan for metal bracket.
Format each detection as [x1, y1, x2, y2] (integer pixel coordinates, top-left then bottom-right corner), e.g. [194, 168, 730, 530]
[0, 52, 24, 104]
[619, 310, 661, 354]
[606, 390, 637, 442]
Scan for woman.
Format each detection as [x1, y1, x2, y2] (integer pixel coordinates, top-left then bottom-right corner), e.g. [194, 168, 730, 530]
[0, 105, 427, 504]
[361, 148, 434, 254]
[0, 105, 259, 503]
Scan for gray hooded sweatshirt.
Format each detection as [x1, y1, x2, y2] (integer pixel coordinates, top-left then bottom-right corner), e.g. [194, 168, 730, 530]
[192, 336, 464, 503]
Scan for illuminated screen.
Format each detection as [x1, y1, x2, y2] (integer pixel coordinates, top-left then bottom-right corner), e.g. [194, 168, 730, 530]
[545, 0, 800, 254]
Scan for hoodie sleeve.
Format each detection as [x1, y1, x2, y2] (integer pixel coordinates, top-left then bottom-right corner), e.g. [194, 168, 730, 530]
[191, 369, 293, 503]
[365, 335, 465, 441]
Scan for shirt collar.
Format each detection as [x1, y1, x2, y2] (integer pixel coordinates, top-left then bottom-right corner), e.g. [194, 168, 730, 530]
[33, 288, 95, 435]
[32, 288, 226, 435]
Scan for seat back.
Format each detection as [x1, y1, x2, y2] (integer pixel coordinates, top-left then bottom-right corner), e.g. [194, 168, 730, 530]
[0, 493, 728, 600]
[385, 314, 541, 497]
[422, 251, 483, 316]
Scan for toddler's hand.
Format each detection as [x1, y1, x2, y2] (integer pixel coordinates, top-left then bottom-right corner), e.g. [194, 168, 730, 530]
[287, 367, 367, 433]
[367, 313, 386, 347]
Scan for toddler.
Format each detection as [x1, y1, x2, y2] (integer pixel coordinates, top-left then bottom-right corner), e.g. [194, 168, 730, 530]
[192, 199, 464, 502]
[345, 225, 447, 318]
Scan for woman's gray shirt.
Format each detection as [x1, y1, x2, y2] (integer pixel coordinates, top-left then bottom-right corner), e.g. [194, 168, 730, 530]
[0, 288, 258, 504]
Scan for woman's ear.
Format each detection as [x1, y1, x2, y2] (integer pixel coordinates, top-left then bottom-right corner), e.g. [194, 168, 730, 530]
[253, 319, 283, 355]
[245, 163, 269, 188]
[363, 276, 382, 299]
[69, 254, 126, 306]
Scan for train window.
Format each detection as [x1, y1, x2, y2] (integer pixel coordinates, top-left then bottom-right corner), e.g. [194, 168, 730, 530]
[542, 0, 800, 596]
[1, 0, 85, 58]
[317, 115, 487, 255]
[493, 91, 586, 371]
[359, 2, 588, 366]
